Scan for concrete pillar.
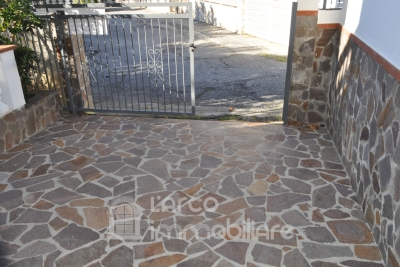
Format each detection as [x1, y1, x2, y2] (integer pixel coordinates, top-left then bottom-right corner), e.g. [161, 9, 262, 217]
[0, 45, 26, 113]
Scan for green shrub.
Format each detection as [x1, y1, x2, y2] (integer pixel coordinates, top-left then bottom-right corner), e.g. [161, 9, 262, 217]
[0, 0, 42, 100]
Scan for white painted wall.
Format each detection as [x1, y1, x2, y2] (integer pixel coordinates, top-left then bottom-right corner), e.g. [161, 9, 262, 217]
[193, 1, 240, 33]
[0, 50, 26, 114]
[318, 0, 400, 70]
[297, 0, 318, 11]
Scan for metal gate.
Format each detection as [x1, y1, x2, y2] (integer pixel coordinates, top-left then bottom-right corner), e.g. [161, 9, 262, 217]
[56, 2, 196, 116]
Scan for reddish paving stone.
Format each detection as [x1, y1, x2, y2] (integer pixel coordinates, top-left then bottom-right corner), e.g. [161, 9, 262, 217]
[216, 198, 248, 215]
[56, 206, 84, 225]
[133, 242, 165, 259]
[55, 156, 95, 171]
[33, 200, 54, 210]
[79, 166, 103, 182]
[49, 217, 68, 231]
[354, 245, 382, 261]
[139, 254, 187, 267]
[83, 207, 109, 230]
[328, 220, 374, 244]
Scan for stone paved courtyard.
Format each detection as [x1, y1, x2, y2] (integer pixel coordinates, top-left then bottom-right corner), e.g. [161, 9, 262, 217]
[0, 116, 385, 267]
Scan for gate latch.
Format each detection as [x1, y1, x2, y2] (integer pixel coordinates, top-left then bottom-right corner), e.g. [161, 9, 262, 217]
[190, 44, 196, 52]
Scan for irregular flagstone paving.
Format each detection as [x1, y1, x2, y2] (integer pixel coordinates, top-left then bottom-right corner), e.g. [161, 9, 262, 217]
[0, 115, 385, 267]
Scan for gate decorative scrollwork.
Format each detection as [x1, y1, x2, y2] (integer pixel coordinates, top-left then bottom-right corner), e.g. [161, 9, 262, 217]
[148, 49, 164, 81]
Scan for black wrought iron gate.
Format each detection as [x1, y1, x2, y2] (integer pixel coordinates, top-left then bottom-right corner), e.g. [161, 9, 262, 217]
[56, 2, 196, 116]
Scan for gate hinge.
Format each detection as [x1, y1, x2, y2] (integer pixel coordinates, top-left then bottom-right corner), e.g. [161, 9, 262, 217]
[189, 44, 196, 51]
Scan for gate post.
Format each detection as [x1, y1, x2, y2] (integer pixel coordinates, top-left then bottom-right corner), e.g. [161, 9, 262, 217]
[55, 12, 76, 115]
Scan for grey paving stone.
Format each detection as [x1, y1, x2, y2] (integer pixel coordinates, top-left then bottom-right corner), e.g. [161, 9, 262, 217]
[164, 239, 189, 253]
[44, 250, 61, 267]
[14, 209, 52, 223]
[140, 159, 170, 180]
[283, 248, 311, 267]
[312, 185, 337, 209]
[98, 176, 120, 188]
[245, 207, 266, 222]
[101, 245, 133, 267]
[113, 181, 135, 197]
[288, 168, 319, 181]
[219, 176, 244, 198]
[0, 190, 24, 211]
[177, 250, 220, 267]
[76, 183, 112, 198]
[303, 227, 336, 243]
[20, 225, 52, 244]
[8, 255, 42, 267]
[11, 173, 60, 189]
[114, 166, 145, 177]
[201, 154, 223, 169]
[94, 162, 125, 173]
[267, 193, 311, 212]
[137, 175, 164, 195]
[281, 178, 312, 194]
[215, 242, 249, 265]
[42, 187, 84, 205]
[55, 240, 107, 267]
[26, 180, 55, 192]
[0, 258, 14, 267]
[311, 261, 341, 267]
[179, 158, 200, 171]
[251, 243, 282, 266]
[190, 167, 211, 178]
[0, 153, 30, 172]
[0, 225, 27, 242]
[0, 241, 19, 256]
[9, 208, 25, 223]
[282, 210, 311, 226]
[187, 242, 208, 254]
[302, 242, 353, 259]
[58, 178, 82, 191]
[53, 223, 99, 250]
[13, 240, 57, 258]
[340, 260, 385, 267]
[50, 152, 73, 164]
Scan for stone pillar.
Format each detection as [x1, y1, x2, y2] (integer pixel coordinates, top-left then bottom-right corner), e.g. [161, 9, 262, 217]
[287, 10, 318, 124]
[287, 0, 339, 125]
[66, 35, 94, 109]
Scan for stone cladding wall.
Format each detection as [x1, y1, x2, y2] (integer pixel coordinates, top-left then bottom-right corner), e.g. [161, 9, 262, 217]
[0, 91, 63, 154]
[326, 36, 400, 266]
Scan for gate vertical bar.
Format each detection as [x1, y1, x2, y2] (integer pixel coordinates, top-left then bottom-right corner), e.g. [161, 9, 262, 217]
[188, 3, 196, 115]
[283, 1, 297, 124]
